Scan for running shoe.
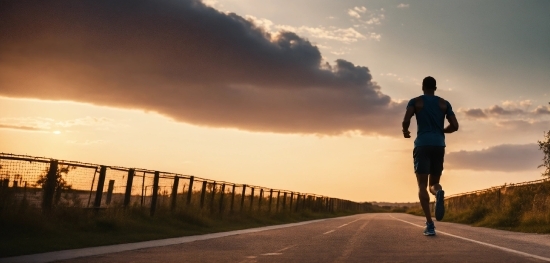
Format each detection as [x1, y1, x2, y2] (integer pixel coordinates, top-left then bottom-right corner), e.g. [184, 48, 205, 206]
[435, 189, 445, 221]
[424, 221, 436, 236]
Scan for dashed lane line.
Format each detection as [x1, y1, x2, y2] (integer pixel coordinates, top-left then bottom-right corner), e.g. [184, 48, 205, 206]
[323, 230, 335, 235]
[389, 214, 550, 262]
[337, 218, 362, 228]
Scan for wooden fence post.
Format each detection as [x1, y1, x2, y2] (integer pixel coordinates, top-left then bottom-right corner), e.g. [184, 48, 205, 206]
[171, 176, 179, 211]
[200, 181, 207, 209]
[258, 188, 263, 211]
[187, 176, 194, 206]
[249, 187, 255, 212]
[276, 191, 280, 212]
[150, 171, 160, 216]
[106, 180, 115, 205]
[42, 160, 59, 212]
[93, 166, 107, 210]
[282, 192, 287, 211]
[210, 182, 217, 213]
[268, 189, 273, 213]
[240, 184, 247, 212]
[123, 169, 134, 208]
[289, 192, 294, 212]
[230, 184, 236, 213]
[219, 184, 225, 214]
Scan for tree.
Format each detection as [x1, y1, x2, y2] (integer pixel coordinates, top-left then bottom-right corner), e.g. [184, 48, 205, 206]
[539, 129, 550, 177]
[35, 165, 75, 204]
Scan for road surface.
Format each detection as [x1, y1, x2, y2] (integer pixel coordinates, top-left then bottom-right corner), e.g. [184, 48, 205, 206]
[10, 213, 550, 263]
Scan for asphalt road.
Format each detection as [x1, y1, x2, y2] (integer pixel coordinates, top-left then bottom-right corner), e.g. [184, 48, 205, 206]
[46, 213, 550, 263]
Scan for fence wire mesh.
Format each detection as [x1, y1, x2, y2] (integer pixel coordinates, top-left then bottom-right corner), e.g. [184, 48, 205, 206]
[0, 153, 367, 216]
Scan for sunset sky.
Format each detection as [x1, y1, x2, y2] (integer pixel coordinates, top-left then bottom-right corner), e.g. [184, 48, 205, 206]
[0, 0, 549, 202]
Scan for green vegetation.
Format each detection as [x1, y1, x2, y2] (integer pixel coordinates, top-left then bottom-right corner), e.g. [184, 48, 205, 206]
[0, 206, 341, 257]
[0, 199, 392, 257]
[538, 127, 550, 177]
[406, 180, 550, 233]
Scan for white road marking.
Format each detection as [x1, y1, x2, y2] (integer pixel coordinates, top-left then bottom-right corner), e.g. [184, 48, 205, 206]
[389, 215, 550, 262]
[337, 218, 362, 228]
[276, 245, 296, 252]
[323, 230, 335, 235]
[261, 253, 282, 256]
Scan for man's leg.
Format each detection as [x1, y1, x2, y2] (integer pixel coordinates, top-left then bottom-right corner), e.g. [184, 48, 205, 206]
[429, 175, 442, 195]
[430, 146, 446, 221]
[416, 173, 432, 223]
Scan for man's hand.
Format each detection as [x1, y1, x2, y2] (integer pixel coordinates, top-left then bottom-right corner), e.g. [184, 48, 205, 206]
[444, 114, 459, 133]
[402, 105, 415, 139]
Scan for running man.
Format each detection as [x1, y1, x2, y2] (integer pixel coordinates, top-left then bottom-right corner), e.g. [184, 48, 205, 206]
[402, 76, 459, 236]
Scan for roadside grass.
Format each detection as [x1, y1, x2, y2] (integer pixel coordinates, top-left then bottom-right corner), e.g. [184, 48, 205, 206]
[0, 204, 369, 257]
[406, 181, 550, 234]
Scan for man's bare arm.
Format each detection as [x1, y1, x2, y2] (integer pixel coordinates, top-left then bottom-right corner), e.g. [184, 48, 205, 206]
[444, 114, 459, 133]
[402, 106, 415, 138]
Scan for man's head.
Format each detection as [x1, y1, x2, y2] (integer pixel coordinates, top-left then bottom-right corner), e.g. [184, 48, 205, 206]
[422, 76, 437, 91]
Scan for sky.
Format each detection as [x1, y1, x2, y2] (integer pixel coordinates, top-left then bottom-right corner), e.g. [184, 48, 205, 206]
[0, 0, 549, 202]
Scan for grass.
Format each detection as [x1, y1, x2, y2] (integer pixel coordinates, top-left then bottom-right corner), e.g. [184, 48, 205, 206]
[0, 201, 371, 257]
[406, 181, 550, 234]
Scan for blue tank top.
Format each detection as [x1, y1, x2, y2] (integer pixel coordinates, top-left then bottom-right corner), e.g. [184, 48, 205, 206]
[406, 95, 455, 148]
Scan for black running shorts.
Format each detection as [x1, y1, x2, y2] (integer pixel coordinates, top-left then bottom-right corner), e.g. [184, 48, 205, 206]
[413, 146, 445, 176]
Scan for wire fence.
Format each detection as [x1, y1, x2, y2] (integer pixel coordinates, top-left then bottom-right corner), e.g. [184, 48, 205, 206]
[0, 153, 367, 216]
[446, 178, 550, 214]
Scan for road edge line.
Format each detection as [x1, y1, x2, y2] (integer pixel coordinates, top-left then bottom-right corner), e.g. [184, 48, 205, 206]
[389, 214, 550, 262]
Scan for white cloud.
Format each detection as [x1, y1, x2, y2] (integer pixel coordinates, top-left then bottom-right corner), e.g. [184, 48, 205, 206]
[0, 116, 118, 132]
[397, 3, 410, 8]
[354, 6, 367, 13]
[246, 16, 368, 44]
[368, 32, 382, 41]
[347, 9, 361, 19]
[66, 140, 107, 146]
[0, 117, 53, 131]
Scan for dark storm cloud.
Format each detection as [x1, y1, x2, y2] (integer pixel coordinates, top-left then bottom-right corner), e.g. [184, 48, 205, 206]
[446, 144, 543, 172]
[0, 0, 404, 135]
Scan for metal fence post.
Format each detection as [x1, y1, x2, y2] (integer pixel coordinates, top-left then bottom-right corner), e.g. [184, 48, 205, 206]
[187, 176, 194, 206]
[42, 160, 59, 212]
[93, 166, 107, 210]
[150, 171, 160, 216]
[123, 168, 135, 208]
[200, 181, 207, 209]
[171, 176, 179, 211]
[106, 180, 115, 205]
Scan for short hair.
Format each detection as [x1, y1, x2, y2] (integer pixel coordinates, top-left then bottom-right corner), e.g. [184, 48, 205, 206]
[422, 76, 436, 90]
